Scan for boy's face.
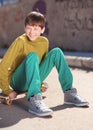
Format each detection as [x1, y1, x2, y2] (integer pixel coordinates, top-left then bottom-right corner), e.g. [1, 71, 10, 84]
[24, 24, 45, 41]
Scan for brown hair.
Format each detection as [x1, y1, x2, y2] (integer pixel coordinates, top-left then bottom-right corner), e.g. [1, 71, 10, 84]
[25, 11, 46, 29]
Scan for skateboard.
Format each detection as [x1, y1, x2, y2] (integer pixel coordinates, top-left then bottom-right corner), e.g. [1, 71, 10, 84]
[0, 92, 27, 105]
[0, 95, 12, 105]
[0, 82, 48, 105]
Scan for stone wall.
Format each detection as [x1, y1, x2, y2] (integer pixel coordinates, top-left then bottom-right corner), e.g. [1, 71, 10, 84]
[0, 0, 93, 52]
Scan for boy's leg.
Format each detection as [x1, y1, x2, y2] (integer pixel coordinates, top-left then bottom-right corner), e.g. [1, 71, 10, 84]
[39, 48, 89, 106]
[11, 52, 53, 116]
[11, 48, 71, 97]
[39, 47, 73, 92]
[11, 52, 42, 99]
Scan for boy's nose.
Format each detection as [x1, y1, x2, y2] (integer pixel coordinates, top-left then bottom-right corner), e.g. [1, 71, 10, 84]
[29, 29, 34, 33]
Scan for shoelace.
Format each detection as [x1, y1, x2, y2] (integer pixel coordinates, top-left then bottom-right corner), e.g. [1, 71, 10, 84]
[71, 92, 84, 101]
[34, 100, 48, 110]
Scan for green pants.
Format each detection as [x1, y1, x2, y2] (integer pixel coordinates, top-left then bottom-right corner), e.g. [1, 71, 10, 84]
[11, 48, 73, 99]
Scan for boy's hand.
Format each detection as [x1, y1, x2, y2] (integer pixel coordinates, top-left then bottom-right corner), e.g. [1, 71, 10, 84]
[41, 87, 47, 92]
[9, 91, 18, 99]
[41, 82, 48, 92]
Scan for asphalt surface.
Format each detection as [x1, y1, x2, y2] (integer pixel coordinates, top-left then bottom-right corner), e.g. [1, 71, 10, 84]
[0, 49, 93, 130]
[0, 67, 93, 130]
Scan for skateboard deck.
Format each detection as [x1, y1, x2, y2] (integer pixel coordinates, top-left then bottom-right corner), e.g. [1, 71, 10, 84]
[0, 82, 48, 105]
[0, 92, 27, 105]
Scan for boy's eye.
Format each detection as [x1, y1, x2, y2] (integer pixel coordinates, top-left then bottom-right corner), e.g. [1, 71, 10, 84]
[26, 27, 31, 30]
[26, 27, 38, 30]
[26, 25, 41, 32]
[34, 28, 38, 31]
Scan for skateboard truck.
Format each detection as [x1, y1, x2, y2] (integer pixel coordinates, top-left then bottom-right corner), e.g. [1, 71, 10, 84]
[0, 95, 12, 105]
[0, 88, 12, 105]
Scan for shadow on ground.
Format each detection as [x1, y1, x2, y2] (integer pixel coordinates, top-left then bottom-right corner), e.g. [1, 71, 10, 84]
[0, 96, 89, 128]
[0, 97, 35, 128]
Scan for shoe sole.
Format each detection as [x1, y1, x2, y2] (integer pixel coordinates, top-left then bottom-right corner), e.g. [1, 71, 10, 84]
[64, 102, 89, 107]
[28, 109, 53, 117]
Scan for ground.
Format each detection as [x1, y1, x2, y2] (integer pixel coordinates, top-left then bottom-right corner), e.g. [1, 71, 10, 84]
[0, 67, 93, 130]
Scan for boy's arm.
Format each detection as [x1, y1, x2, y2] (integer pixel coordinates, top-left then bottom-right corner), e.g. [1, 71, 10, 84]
[0, 38, 24, 96]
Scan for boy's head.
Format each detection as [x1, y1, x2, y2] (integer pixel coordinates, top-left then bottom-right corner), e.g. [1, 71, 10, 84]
[24, 11, 46, 41]
[25, 11, 46, 29]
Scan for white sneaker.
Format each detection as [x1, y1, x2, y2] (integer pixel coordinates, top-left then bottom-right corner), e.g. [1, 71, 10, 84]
[64, 88, 89, 107]
[28, 94, 53, 116]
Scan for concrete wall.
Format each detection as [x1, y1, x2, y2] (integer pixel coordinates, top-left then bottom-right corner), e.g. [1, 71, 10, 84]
[0, 0, 93, 52]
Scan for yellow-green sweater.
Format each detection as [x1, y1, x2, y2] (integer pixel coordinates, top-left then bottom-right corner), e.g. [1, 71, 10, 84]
[0, 34, 49, 95]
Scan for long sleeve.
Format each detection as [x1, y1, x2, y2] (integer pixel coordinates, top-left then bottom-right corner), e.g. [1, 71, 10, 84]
[0, 39, 24, 95]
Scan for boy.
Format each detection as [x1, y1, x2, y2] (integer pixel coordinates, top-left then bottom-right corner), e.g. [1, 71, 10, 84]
[0, 11, 89, 117]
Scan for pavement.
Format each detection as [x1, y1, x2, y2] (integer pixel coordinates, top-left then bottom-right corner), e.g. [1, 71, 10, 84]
[0, 40, 93, 130]
[0, 48, 93, 130]
[0, 67, 93, 130]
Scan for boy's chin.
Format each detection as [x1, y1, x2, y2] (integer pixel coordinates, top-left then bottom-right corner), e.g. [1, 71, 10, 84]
[29, 37, 38, 41]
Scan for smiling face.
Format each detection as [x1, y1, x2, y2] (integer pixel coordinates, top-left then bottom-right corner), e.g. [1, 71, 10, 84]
[25, 24, 45, 41]
[24, 11, 46, 41]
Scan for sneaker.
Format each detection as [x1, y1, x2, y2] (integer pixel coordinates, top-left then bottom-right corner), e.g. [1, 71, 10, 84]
[28, 94, 53, 117]
[64, 88, 89, 107]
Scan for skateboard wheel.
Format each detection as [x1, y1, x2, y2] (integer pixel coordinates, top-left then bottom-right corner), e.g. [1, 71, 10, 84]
[6, 98, 12, 105]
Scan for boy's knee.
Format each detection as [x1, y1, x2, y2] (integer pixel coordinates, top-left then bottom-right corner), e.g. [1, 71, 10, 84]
[26, 52, 39, 61]
[53, 47, 63, 55]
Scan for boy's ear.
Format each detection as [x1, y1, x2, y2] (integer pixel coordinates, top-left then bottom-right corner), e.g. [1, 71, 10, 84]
[41, 27, 45, 34]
